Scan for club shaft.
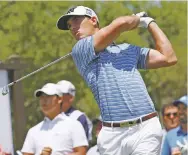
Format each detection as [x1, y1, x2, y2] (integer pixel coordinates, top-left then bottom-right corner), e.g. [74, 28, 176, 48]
[7, 53, 71, 87]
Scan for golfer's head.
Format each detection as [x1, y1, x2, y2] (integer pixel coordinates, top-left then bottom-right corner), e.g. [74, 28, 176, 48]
[57, 6, 99, 40]
[34, 83, 62, 116]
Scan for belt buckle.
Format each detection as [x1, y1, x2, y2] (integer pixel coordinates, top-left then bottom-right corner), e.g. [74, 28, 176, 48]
[120, 120, 137, 127]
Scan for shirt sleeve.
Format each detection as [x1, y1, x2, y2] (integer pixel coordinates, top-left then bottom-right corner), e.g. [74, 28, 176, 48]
[71, 36, 98, 75]
[71, 120, 89, 148]
[21, 129, 35, 154]
[77, 114, 89, 139]
[136, 46, 150, 69]
[161, 135, 171, 155]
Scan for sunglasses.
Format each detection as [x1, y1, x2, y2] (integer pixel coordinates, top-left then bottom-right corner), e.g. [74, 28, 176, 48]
[164, 112, 178, 118]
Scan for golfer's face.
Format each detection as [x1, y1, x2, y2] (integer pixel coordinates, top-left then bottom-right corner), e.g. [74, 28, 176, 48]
[39, 94, 59, 114]
[67, 16, 93, 40]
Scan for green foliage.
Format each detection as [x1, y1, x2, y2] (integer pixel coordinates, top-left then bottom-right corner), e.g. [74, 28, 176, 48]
[0, 1, 187, 149]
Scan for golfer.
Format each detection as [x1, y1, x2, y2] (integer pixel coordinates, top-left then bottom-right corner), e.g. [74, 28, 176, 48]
[57, 6, 177, 155]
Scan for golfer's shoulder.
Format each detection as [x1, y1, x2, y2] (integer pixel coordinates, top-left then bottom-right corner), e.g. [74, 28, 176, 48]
[73, 36, 93, 51]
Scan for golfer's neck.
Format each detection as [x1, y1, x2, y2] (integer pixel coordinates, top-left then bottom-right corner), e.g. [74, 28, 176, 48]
[46, 111, 60, 120]
[88, 27, 100, 36]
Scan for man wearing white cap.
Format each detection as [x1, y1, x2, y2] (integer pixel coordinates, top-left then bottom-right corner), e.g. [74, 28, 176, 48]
[56, 80, 93, 142]
[21, 83, 88, 155]
[56, 5, 177, 155]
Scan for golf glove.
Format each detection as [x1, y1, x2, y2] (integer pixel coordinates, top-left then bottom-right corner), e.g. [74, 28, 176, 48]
[134, 12, 155, 28]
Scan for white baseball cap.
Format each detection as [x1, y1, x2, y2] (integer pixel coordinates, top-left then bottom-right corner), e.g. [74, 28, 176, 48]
[57, 6, 99, 30]
[56, 80, 76, 96]
[34, 83, 61, 97]
[173, 95, 188, 107]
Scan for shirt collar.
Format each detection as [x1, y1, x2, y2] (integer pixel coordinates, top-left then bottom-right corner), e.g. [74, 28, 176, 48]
[177, 126, 187, 136]
[65, 106, 75, 115]
[44, 112, 66, 123]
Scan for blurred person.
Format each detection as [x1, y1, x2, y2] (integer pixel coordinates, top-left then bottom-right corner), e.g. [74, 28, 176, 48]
[87, 116, 102, 155]
[57, 6, 177, 155]
[161, 103, 179, 132]
[160, 103, 180, 154]
[21, 83, 88, 155]
[162, 95, 188, 155]
[56, 80, 93, 141]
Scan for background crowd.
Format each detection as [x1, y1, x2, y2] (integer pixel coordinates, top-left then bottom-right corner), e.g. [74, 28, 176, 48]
[21, 81, 188, 155]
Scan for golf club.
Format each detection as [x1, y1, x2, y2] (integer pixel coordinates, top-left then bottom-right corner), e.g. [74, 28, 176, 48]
[1, 53, 72, 96]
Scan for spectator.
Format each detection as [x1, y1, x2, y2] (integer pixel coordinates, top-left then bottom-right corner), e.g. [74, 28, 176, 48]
[87, 116, 102, 155]
[21, 83, 88, 155]
[161, 103, 179, 132]
[161, 95, 188, 155]
[56, 80, 93, 141]
[160, 103, 180, 154]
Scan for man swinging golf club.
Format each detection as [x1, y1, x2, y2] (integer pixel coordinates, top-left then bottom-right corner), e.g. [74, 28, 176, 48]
[57, 6, 177, 155]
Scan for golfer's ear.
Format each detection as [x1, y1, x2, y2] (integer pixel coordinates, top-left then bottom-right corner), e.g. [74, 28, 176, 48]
[90, 16, 98, 26]
[58, 97, 63, 105]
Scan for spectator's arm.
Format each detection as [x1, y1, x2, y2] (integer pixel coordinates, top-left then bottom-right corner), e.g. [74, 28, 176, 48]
[23, 153, 33, 155]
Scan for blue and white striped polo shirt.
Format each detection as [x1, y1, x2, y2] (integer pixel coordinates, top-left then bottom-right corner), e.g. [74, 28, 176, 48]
[72, 36, 155, 122]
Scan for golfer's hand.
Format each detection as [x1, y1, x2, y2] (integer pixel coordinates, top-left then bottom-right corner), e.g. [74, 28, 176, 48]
[134, 12, 155, 28]
[40, 147, 52, 155]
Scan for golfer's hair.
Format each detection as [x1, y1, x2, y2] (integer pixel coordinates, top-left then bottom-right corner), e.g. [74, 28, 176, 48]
[161, 103, 177, 116]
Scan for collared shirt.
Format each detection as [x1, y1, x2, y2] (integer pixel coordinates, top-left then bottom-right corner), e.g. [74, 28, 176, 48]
[160, 128, 167, 155]
[87, 145, 100, 155]
[161, 126, 188, 155]
[71, 36, 155, 122]
[21, 113, 88, 155]
[65, 107, 89, 139]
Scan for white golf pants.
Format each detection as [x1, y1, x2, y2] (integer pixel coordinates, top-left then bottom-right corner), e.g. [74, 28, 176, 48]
[97, 117, 163, 155]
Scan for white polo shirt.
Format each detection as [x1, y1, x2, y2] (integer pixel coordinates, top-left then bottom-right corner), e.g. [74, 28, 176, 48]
[21, 113, 88, 155]
[87, 145, 100, 155]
